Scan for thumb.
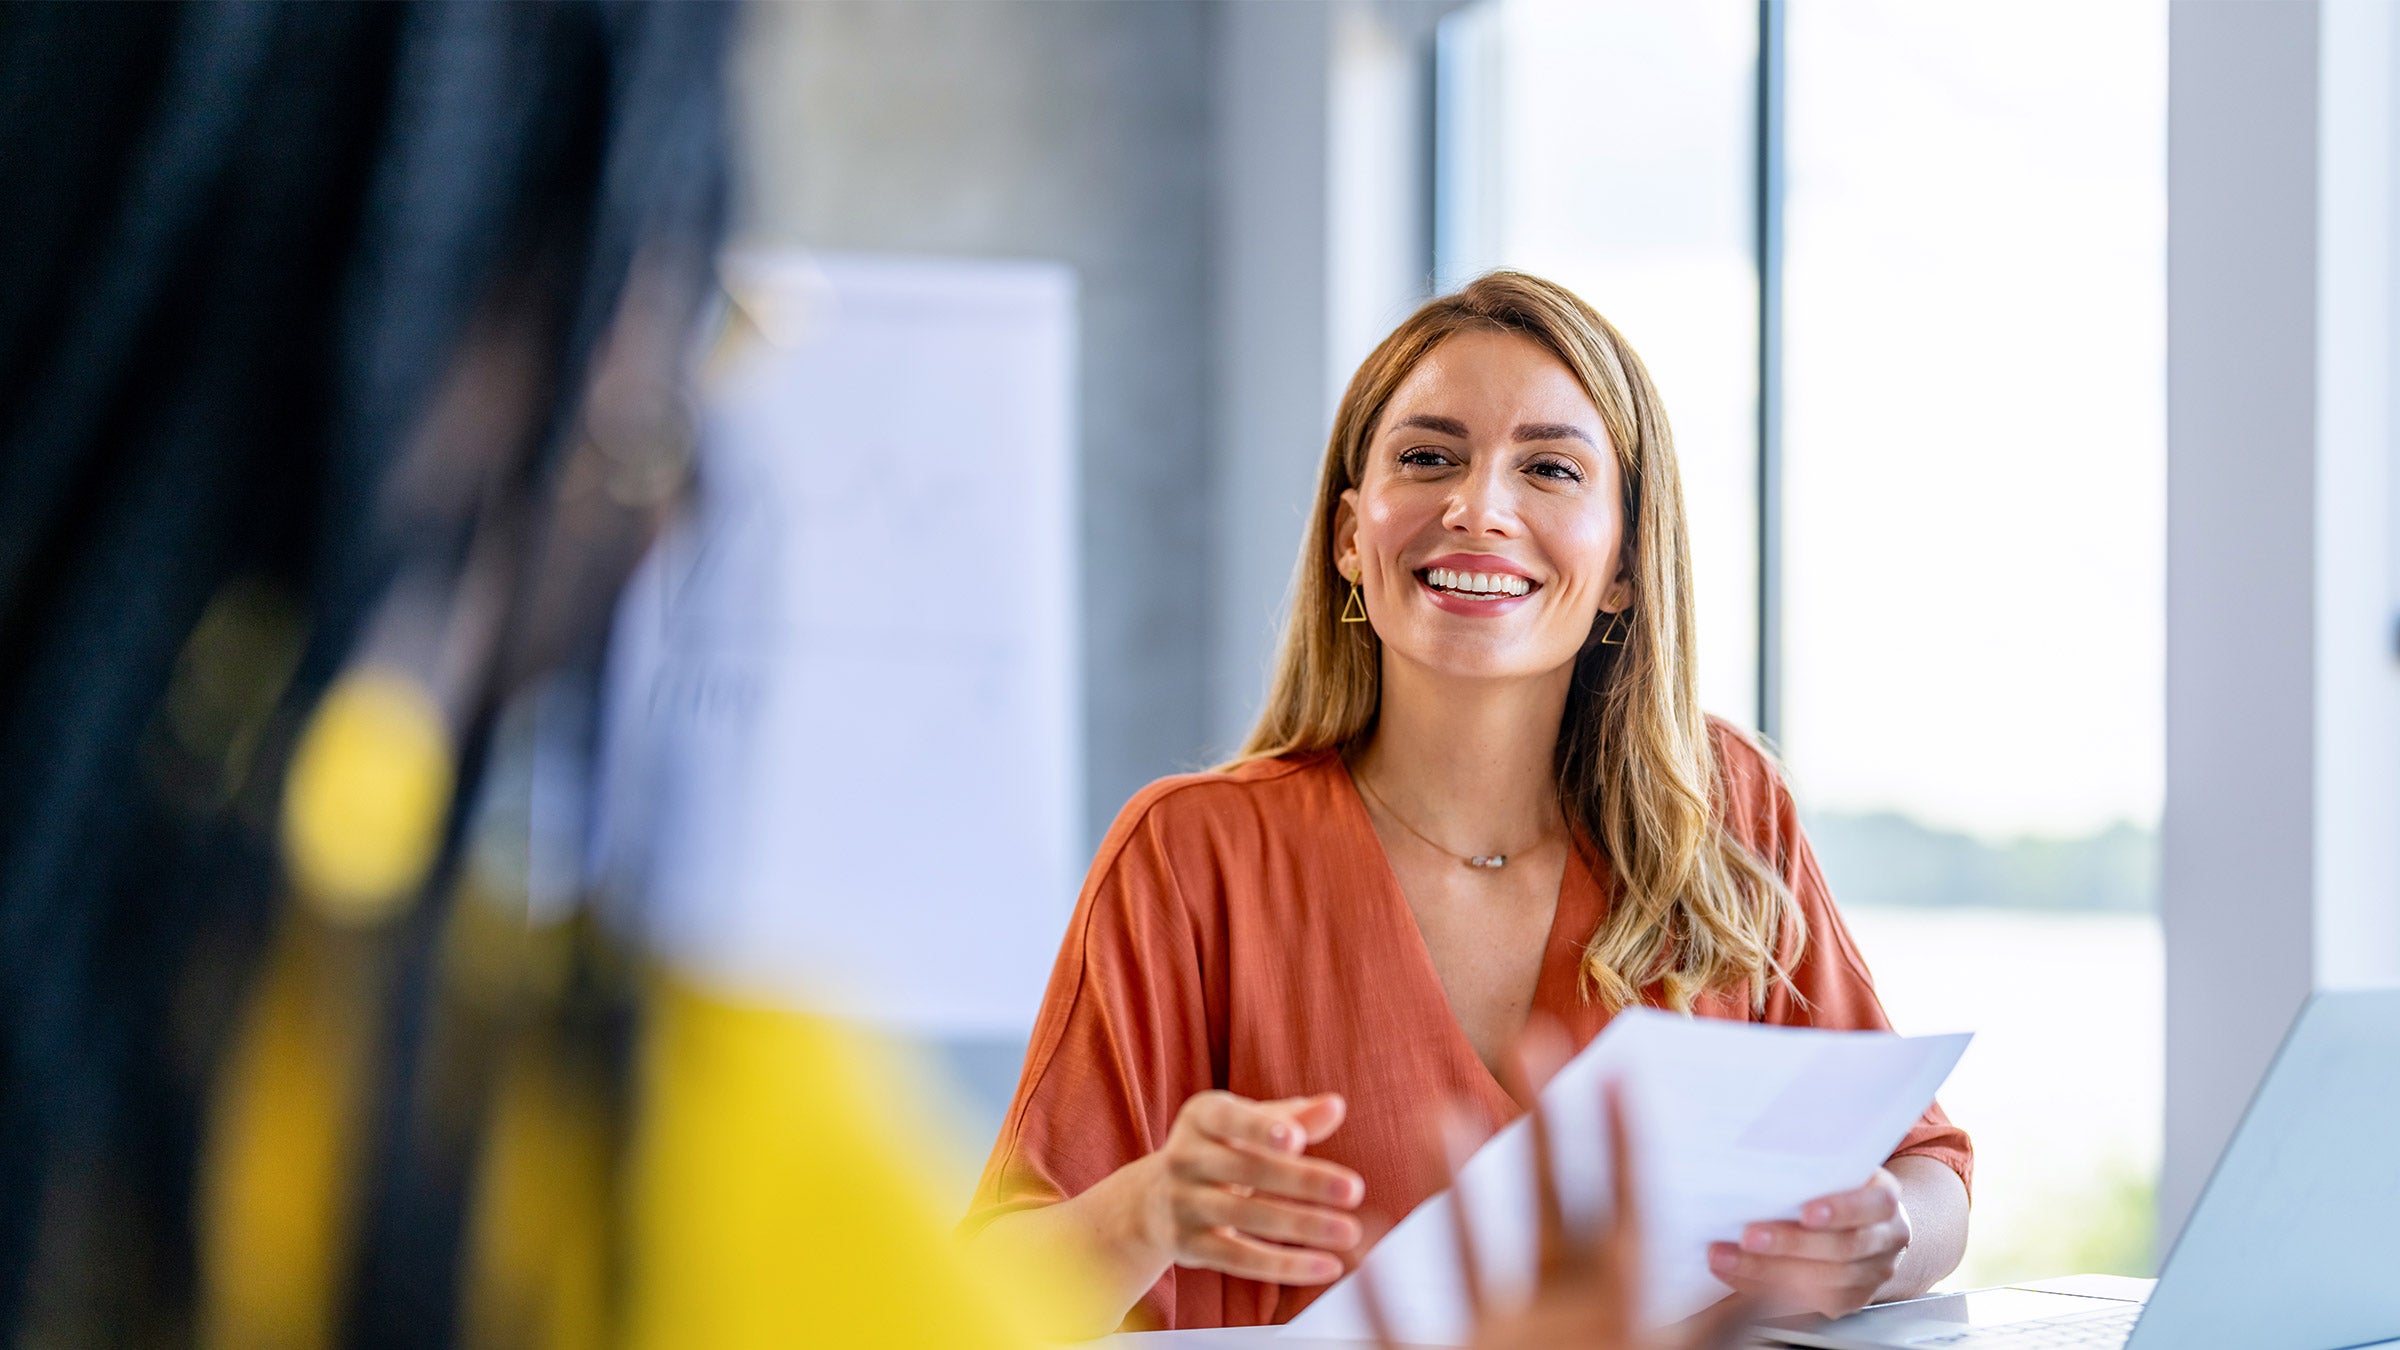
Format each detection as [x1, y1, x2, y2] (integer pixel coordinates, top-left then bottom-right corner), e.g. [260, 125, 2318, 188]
[1290, 1091, 1348, 1144]
[1256, 1092, 1349, 1149]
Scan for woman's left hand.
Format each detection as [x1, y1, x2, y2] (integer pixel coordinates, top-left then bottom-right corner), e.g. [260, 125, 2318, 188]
[1707, 1168, 1911, 1318]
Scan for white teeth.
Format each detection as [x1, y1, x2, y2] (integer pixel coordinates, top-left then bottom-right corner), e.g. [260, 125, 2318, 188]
[1424, 567, 1532, 597]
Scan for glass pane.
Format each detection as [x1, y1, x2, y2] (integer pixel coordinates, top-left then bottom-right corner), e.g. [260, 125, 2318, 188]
[1437, 0, 1761, 724]
[1783, 0, 2167, 1286]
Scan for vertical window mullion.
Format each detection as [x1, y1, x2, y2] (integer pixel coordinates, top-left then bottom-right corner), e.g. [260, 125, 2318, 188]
[1755, 0, 1786, 745]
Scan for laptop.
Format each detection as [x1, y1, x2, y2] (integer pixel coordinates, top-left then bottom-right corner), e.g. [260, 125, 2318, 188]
[1754, 987, 2400, 1350]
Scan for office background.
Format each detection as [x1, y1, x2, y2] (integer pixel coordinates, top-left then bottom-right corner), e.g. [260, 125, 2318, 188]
[633, 0, 2398, 1295]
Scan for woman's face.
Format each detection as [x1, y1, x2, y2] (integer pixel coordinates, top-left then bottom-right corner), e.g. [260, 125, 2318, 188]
[1335, 328, 1630, 685]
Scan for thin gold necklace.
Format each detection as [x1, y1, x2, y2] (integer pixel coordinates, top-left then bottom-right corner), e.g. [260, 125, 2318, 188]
[1352, 767, 1557, 871]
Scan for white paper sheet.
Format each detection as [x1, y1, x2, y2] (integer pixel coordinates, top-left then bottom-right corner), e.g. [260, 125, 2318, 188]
[1287, 1011, 1970, 1344]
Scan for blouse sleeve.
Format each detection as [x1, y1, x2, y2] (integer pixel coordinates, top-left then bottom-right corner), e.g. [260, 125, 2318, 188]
[962, 782, 1220, 1327]
[1718, 723, 1977, 1198]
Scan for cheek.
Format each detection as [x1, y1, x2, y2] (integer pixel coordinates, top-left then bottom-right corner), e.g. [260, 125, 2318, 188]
[1540, 506, 1624, 593]
[1356, 489, 1425, 560]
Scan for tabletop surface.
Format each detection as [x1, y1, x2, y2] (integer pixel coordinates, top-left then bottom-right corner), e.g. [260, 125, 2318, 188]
[1091, 1275, 2400, 1349]
[1097, 1325, 1782, 1348]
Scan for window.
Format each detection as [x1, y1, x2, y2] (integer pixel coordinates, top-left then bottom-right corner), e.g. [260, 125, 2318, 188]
[1782, 0, 2167, 1283]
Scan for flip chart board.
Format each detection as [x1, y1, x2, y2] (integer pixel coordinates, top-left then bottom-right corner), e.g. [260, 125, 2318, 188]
[594, 250, 1081, 1037]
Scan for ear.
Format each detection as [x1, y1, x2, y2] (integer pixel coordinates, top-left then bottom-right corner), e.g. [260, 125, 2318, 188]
[1602, 554, 1633, 613]
[1333, 487, 1363, 581]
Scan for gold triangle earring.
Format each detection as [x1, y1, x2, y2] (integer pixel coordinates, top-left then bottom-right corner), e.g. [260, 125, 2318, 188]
[1340, 576, 1368, 624]
[1598, 608, 1630, 645]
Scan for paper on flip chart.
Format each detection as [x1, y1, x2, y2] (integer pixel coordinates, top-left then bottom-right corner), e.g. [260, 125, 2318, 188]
[1286, 1010, 1970, 1344]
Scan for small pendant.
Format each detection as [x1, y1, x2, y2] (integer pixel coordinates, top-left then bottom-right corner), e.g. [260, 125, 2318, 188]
[1466, 854, 1507, 869]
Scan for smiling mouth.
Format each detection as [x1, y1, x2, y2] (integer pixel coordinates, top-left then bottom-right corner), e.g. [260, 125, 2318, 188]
[1417, 566, 1538, 599]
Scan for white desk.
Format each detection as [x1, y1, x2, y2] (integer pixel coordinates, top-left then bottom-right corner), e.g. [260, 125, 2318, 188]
[1098, 1322, 2400, 1350]
[1098, 1328, 1781, 1349]
[1093, 1275, 2400, 1349]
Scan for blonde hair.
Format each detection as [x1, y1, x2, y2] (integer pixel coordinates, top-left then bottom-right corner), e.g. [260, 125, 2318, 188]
[1225, 271, 1800, 1013]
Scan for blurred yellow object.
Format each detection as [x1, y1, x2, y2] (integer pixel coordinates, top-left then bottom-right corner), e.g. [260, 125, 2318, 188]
[204, 908, 1084, 1348]
[623, 976, 1081, 1350]
[198, 922, 379, 1350]
[461, 1029, 612, 1350]
[282, 669, 454, 924]
[158, 578, 307, 809]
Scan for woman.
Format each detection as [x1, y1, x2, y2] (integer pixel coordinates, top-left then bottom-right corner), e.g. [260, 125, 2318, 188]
[963, 272, 1970, 1337]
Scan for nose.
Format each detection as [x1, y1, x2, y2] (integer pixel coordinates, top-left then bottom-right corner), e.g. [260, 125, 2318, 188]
[1442, 457, 1519, 536]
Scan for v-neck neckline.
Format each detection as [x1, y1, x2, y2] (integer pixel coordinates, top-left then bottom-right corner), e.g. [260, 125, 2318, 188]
[1329, 753, 1594, 1115]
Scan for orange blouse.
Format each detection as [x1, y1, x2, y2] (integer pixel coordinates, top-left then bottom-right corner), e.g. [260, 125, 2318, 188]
[966, 722, 1971, 1331]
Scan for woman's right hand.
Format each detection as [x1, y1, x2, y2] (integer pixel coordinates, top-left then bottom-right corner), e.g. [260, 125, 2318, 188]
[1137, 1089, 1368, 1286]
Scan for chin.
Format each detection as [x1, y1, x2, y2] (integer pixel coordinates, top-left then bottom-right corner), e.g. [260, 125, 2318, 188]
[1385, 633, 1579, 685]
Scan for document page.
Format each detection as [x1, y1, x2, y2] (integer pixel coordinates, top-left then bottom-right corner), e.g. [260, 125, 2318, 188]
[1287, 1011, 1970, 1344]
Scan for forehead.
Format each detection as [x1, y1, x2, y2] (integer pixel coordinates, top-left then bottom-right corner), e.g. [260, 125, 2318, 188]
[1381, 328, 1601, 433]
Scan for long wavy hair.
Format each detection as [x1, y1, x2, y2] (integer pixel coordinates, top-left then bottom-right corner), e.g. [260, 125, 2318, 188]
[1225, 271, 1800, 1013]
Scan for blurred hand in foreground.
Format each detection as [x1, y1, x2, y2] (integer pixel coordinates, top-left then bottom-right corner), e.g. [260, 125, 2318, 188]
[1357, 1066, 1755, 1350]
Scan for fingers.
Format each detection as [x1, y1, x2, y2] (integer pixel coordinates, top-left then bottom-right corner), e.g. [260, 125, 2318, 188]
[1498, 1044, 1573, 1278]
[1160, 1090, 1370, 1284]
[1187, 1090, 1342, 1156]
[1167, 1135, 1364, 1209]
[1281, 1091, 1349, 1144]
[1706, 1245, 1895, 1319]
[1528, 1080, 1573, 1277]
[1732, 1217, 1908, 1265]
[1709, 1170, 1909, 1315]
[1712, 1172, 1910, 1316]
[1596, 1078, 1644, 1311]
[1438, 1108, 1489, 1320]
[1184, 1227, 1347, 1286]
[1173, 1184, 1363, 1253]
[1798, 1169, 1903, 1231]
[1599, 1079, 1643, 1253]
[1516, 1015, 1576, 1091]
[1356, 1261, 1399, 1350]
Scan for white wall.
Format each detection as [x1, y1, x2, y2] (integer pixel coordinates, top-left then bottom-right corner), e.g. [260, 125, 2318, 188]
[2310, 0, 2400, 997]
[1208, 1, 1335, 755]
[1208, 0, 1455, 755]
[2162, 0, 2400, 1247]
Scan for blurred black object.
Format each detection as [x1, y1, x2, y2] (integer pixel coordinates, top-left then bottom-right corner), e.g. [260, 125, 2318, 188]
[0, 1, 732, 1343]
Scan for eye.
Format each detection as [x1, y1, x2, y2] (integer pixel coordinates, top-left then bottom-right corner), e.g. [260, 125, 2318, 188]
[1527, 456, 1584, 483]
[1398, 446, 1455, 469]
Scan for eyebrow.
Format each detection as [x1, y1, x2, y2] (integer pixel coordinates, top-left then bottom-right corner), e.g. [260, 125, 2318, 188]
[1389, 413, 1598, 449]
[1511, 422, 1598, 448]
[1392, 413, 1470, 438]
